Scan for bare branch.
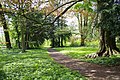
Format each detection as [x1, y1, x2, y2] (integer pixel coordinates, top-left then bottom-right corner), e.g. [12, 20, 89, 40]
[46, 0, 75, 17]
[52, 0, 83, 23]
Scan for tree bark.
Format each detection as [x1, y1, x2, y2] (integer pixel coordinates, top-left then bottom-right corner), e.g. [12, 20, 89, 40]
[25, 26, 30, 49]
[0, 3, 12, 49]
[97, 29, 120, 57]
[80, 35, 85, 46]
[58, 37, 60, 47]
[21, 23, 25, 52]
[61, 35, 64, 47]
[77, 13, 85, 46]
[51, 37, 55, 48]
[86, 28, 120, 58]
[25, 31, 29, 49]
[97, 28, 106, 56]
[15, 25, 21, 49]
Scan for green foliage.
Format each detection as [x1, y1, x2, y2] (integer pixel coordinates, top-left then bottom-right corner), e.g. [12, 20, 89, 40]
[0, 49, 86, 80]
[86, 55, 120, 66]
[25, 11, 50, 47]
[74, 3, 84, 10]
[98, 1, 120, 36]
[70, 40, 80, 47]
[90, 0, 97, 2]
[73, 1, 94, 12]
[50, 18, 72, 47]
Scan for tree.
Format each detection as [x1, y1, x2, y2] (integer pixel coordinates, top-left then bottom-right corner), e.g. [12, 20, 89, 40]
[73, 1, 95, 46]
[1, 0, 83, 49]
[97, 0, 120, 56]
[86, 0, 120, 57]
[0, 3, 12, 49]
[11, 15, 21, 49]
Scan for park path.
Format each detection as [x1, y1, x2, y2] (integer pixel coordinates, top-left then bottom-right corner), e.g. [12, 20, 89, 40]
[48, 48, 120, 80]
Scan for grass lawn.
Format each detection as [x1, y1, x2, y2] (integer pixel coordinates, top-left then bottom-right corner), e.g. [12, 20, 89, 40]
[54, 47, 120, 66]
[0, 48, 86, 80]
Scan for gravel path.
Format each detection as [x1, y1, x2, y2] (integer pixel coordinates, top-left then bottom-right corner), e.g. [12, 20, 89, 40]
[48, 48, 120, 80]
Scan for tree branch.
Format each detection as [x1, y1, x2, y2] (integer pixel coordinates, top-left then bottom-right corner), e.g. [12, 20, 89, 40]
[52, 0, 83, 23]
[46, 0, 75, 17]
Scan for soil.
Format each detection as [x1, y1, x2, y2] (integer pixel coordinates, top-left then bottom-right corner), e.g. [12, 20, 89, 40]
[48, 48, 120, 80]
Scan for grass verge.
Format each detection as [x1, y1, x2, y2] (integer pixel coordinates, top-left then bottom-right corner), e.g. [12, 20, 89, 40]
[0, 48, 86, 80]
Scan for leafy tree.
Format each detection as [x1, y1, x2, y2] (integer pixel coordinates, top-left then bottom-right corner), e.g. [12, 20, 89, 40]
[49, 18, 72, 47]
[73, 1, 95, 46]
[86, 0, 120, 57]
[25, 11, 51, 48]
[11, 15, 21, 49]
[96, 0, 120, 57]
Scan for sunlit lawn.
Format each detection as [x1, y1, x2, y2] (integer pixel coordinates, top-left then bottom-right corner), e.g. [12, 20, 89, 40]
[54, 47, 98, 59]
[54, 47, 120, 66]
[0, 48, 86, 80]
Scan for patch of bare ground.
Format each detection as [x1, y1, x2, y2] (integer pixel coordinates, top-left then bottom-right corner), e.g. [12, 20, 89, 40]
[48, 48, 120, 80]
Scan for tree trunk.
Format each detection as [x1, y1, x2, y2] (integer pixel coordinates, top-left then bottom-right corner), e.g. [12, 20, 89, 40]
[20, 17, 26, 52]
[97, 28, 106, 56]
[80, 35, 85, 46]
[21, 26, 25, 52]
[3, 21, 12, 49]
[77, 13, 86, 46]
[51, 37, 55, 48]
[15, 25, 21, 49]
[97, 29, 120, 57]
[0, 4, 12, 49]
[25, 26, 30, 49]
[58, 37, 60, 47]
[25, 32, 29, 49]
[61, 35, 64, 47]
[86, 28, 120, 58]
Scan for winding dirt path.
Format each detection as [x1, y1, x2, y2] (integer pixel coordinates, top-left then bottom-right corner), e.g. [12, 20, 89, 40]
[48, 48, 120, 80]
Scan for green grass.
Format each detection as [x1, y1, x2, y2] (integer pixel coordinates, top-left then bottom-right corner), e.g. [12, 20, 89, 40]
[54, 47, 98, 59]
[0, 48, 86, 80]
[54, 47, 120, 66]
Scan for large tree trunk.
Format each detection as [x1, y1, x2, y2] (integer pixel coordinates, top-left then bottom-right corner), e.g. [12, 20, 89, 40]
[97, 28, 106, 56]
[3, 19, 12, 49]
[0, 4, 12, 49]
[97, 29, 120, 57]
[86, 28, 120, 58]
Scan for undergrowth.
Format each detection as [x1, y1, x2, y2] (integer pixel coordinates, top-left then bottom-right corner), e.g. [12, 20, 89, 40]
[0, 48, 86, 80]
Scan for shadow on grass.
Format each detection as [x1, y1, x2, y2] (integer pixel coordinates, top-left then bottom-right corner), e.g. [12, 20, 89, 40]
[0, 70, 6, 80]
[0, 47, 46, 54]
